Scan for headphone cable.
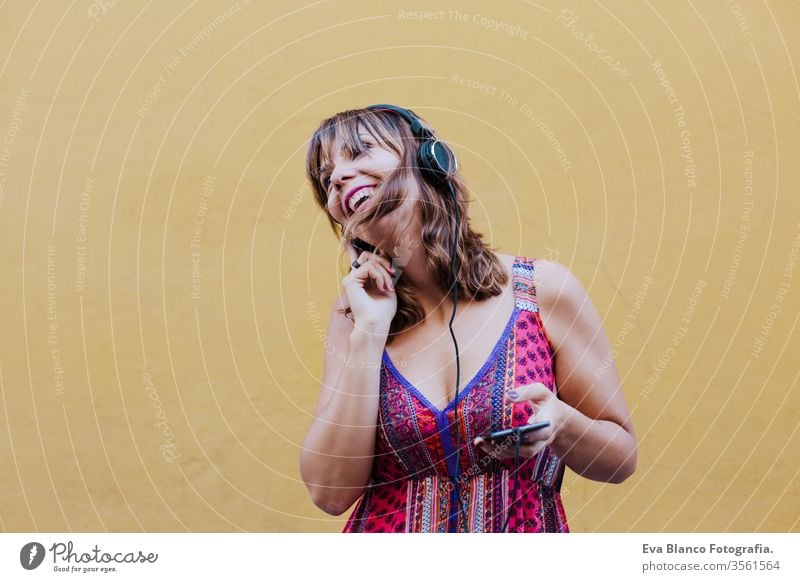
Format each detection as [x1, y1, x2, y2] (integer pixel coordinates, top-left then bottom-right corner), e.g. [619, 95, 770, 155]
[445, 180, 521, 534]
[446, 179, 470, 532]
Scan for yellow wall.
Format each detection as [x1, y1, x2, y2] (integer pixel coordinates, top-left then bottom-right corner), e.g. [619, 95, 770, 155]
[0, 0, 797, 532]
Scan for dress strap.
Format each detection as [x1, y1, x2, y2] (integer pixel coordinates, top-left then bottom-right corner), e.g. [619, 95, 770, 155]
[512, 256, 539, 313]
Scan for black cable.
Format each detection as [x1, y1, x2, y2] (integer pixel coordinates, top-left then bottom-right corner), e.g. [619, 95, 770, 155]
[446, 179, 469, 533]
[445, 178, 523, 533]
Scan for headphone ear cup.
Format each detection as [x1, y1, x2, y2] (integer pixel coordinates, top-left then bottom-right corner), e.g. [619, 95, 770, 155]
[367, 104, 458, 187]
[418, 139, 455, 186]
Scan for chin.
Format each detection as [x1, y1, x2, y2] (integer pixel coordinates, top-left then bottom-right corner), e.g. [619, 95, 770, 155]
[352, 206, 417, 252]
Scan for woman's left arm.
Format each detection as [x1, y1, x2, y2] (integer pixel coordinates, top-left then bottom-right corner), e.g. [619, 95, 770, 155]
[530, 259, 638, 483]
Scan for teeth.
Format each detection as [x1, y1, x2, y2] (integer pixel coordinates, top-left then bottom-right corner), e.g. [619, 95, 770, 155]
[348, 186, 374, 213]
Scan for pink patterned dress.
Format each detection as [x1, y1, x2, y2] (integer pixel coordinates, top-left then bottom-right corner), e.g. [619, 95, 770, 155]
[343, 256, 569, 533]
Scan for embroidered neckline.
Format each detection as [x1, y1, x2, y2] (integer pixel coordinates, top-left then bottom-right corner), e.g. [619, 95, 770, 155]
[381, 256, 523, 413]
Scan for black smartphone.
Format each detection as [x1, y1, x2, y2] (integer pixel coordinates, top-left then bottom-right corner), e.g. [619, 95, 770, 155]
[351, 237, 377, 254]
[478, 421, 551, 442]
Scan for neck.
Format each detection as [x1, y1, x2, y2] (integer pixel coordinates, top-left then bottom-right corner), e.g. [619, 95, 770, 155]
[392, 243, 459, 325]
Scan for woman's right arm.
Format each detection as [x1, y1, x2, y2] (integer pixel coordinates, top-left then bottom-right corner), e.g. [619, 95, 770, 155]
[299, 294, 388, 515]
[300, 246, 397, 516]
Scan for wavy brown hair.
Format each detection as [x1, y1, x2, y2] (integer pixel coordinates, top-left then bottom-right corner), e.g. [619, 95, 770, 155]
[305, 106, 508, 345]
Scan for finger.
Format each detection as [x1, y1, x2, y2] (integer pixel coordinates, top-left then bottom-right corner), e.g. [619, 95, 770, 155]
[474, 436, 503, 454]
[345, 241, 396, 275]
[519, 430, 547, 446]
[525, 441, 549, 458]
[363, 263, 393, 292]
[345, 248, 371, 272]
[372, 263, 393, 292]
[496, 438, 542, 458]
[356, 263, 380, 290]
[362, 250, 395, 275]
[360, 259, 394, 292]
[380, 255, 396, 275]
[484, 432, 540, 456]
[487, 437, 517, 458]
[478, 441, 509, 459]
[508, 382, 550, 404]
[526, 424, 554, 445]
[381, 263, 394, 291]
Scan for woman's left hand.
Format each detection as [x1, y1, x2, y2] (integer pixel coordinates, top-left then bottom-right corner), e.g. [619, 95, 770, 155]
[473, 382, 571, 459]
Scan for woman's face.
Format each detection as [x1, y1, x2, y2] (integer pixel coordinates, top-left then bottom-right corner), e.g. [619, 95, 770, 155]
[321, 129, 404, 227]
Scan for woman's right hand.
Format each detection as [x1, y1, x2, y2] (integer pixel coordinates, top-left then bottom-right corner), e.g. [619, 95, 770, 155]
[342, 241, 398, 332]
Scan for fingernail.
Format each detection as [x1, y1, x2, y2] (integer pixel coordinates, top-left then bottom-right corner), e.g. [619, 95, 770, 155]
[508, 390, 518, 400]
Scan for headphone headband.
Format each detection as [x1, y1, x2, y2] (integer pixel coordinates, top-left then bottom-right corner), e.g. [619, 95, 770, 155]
[366, 104, 431, 139]
[365, 103, 457, 187]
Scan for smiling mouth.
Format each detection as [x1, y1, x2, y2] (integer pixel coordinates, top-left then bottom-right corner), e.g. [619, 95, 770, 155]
[346, 185, 377, 216]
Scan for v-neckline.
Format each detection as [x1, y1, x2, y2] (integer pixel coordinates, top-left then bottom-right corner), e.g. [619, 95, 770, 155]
[381, 256, 521, 414]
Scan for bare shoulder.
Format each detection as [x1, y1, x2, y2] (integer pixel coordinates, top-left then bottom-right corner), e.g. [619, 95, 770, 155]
[531, 259, 593, 351]
[532, 259, 586, 309]
[493, 251, 517, 273]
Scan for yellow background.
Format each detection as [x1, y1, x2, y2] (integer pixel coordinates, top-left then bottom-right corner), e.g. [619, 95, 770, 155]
[0, 0, 798, 532]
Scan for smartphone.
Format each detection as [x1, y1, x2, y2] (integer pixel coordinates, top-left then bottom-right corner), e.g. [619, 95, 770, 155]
[478, 421, 551, 442]
[351, 237, 377, 254]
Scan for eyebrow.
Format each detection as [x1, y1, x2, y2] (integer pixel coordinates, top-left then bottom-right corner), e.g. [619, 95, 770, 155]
[318, 132, 375, 179]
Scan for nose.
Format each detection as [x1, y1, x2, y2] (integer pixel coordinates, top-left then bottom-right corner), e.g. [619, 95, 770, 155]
[326, 160, 357, 215]
[329, 159, 357, 191]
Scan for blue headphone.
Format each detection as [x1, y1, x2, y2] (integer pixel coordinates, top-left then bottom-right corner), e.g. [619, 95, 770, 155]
[365, 104, 458, 189]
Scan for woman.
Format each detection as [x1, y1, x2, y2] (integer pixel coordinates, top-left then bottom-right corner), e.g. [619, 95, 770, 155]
[299, 105, 637, 532]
